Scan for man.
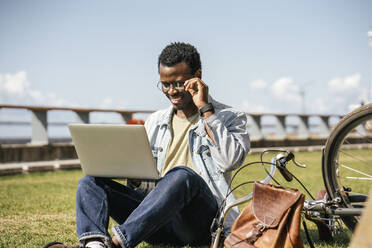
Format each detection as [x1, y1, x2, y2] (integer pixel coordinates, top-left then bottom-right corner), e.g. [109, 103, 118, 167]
[45, 42, 250, 248]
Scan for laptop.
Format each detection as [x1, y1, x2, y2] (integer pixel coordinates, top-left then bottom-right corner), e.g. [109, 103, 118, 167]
[68, 124, 160, 180]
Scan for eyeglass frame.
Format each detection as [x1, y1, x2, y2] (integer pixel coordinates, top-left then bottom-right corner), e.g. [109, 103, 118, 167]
[157, 80, 186, 92]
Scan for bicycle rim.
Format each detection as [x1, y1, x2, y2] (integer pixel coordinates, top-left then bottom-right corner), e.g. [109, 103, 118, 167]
[323, 103, 372, 231]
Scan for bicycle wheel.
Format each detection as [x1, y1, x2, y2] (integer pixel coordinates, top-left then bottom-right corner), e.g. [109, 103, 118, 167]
[323, 103, 372, 231]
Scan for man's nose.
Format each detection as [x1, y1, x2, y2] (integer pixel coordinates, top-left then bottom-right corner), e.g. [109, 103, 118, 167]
[167, 86, 178, 95]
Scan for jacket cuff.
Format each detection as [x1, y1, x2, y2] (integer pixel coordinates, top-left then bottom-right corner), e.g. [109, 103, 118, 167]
[203, 113, 218, 125]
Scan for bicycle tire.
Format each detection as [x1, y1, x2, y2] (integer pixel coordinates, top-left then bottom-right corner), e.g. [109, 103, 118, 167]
[322, 103, 372, 231]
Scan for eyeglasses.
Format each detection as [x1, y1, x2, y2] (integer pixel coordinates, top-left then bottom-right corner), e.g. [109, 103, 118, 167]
[157, 81, 185, 92]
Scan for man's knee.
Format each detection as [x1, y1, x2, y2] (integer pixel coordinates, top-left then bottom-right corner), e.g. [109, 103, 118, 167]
[168, 166, 196, 177]
[165, 166, 200, 187]
[77, 176, 109, 194]
[78, 175, 96, 188]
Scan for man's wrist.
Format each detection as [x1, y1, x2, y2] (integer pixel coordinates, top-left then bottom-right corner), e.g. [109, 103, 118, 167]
[201, 111, 214, 119]
[199, 103, 214, 117]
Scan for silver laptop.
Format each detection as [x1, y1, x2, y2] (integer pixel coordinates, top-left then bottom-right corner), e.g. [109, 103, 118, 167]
[68, 124, 160, 180]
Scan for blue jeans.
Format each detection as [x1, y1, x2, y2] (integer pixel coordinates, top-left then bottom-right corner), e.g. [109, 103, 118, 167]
[76, 166, 218, 248]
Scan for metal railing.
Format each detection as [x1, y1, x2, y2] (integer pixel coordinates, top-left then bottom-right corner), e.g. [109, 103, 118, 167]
[0, 104, 153, 144]
[0, 104, 344, 144]
[247, 113, 342, 140]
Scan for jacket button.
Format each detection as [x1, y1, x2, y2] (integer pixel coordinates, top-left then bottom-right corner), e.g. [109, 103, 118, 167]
[158, 147, 163, 152]
[206, 152, 211, 157]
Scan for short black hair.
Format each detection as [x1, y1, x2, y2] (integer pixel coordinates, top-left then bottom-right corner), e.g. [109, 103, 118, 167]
[158, 42, 201, 75]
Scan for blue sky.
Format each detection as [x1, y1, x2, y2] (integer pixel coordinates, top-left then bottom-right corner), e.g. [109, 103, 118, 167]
[1, 0, 372, 118]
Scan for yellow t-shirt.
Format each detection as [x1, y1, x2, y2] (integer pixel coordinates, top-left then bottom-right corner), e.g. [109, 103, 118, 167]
[161, 113, 199, 176]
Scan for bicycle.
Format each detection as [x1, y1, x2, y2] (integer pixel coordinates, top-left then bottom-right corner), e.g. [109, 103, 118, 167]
[211, 102, 372, 247]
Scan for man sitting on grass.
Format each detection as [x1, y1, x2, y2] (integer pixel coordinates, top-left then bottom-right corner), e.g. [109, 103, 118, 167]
[45, 42, 250, 248]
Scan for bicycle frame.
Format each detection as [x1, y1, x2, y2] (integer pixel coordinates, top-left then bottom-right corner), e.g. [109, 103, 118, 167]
[304, 199, 362, 216]
[211, 152, 364, 248]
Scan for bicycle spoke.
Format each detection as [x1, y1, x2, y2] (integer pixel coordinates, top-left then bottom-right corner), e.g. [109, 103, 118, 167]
[338, 164, 372, 178]
[341, 176, 372, 180]
[354, 128, 372, 143]
[338, 149, 372, 168]
[343, 128, 372, 144]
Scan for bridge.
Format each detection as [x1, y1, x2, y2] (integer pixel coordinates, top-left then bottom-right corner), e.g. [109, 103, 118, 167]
[0, 104, 350, 175]
[0, 104, 343, 143]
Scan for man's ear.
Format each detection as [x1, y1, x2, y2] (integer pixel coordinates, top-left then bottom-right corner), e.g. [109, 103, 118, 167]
[195, 69, 202, 79]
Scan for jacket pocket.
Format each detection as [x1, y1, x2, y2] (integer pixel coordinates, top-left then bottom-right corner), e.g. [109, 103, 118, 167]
[197, 145, 221, 180]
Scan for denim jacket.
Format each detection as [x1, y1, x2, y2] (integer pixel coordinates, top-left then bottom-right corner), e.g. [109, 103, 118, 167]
[144, 96, 250, 230]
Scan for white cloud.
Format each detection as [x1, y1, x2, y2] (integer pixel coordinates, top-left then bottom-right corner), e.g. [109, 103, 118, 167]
[0, 71, 128, 110]
[360, 87, 369, 103]
[270, 77, 301, 103]
[0, 71, 77, 107]
[348, 103, 362, 112]
[241, 77, 303, 114]
[0, 71, 30, 96]
[100, 97, 114, 109]
[328, 73, 361, 93]
[308, 97, 329, 114]
[239, 100, 268, 113]
[249, 79, 267, 90]
[29, 90, 43, 102]
[327, 73, 367, 113]
[240, 73, 367, 115]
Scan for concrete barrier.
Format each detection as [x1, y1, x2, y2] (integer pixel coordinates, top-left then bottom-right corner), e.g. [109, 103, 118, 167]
[0, 159, 80, 176]
[0, 143, 78, 163]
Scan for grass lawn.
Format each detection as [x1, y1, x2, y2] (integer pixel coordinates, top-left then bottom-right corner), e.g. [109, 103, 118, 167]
[2, 149, 370, 248]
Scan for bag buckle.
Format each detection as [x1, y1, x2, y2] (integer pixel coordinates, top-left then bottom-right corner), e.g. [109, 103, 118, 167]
[256, 223, 266, 232]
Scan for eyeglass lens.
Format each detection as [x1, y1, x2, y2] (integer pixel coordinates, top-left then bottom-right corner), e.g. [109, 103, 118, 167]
[161, 81, 185, 91]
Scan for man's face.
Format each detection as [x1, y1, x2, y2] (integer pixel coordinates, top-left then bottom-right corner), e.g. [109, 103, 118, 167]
[159, 62, 195, 110]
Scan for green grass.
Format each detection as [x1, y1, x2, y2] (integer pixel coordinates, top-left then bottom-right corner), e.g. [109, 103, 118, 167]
[1, 149, 371, 247]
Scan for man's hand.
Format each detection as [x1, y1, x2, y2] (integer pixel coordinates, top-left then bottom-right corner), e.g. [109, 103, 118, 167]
[184, 78, 209, 109]
[185, 78, 215, 143]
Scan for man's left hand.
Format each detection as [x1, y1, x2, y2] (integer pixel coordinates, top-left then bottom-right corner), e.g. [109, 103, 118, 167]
[184, 78, 209, 109]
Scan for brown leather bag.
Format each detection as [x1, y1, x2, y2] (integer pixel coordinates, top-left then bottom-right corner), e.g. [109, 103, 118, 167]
[224, 182, 305, 248]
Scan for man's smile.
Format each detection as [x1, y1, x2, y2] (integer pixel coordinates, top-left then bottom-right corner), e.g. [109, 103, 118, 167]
[170, 96, 183, 103]
[168, 92, 185, 104]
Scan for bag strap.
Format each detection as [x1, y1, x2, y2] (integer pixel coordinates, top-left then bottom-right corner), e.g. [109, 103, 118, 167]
[302, 217, 315, 248]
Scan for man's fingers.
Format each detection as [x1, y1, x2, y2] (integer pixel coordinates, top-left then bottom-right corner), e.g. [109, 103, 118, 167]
[184, 78, 209, 108]
[185, 80, 197, 92]
[186, 83, 198, 96]
[185, 78, 207, 92]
